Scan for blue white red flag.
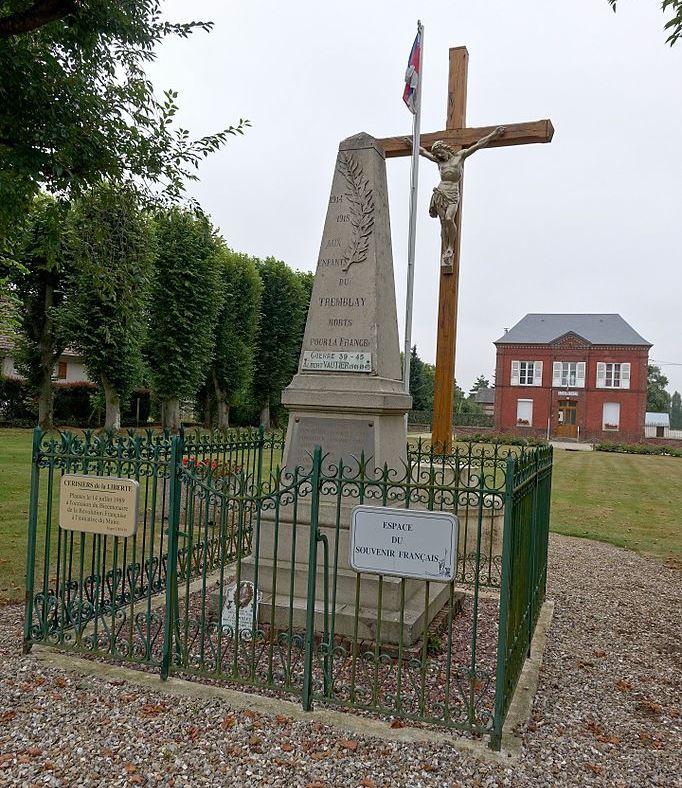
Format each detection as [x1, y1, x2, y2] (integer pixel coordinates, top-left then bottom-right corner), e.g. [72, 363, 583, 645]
[402, 30, 422, 114]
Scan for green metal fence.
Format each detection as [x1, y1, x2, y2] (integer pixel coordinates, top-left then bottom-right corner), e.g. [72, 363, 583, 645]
[23, 427, 552, 749]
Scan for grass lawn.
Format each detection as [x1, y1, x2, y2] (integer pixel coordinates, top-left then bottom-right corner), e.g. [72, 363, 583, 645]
[1, 429, 680, 603]
[550, 448, 681, 567]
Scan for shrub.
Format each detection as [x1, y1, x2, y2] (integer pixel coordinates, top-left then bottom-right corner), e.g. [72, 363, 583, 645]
[595, 442, 682, 458]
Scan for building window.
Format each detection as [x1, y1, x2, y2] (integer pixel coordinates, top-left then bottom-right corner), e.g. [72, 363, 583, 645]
[516, 399, 533, 426]
[602, 402, 620, 431]
[511, 360, 543, 387]
[596, 362, 630, 389]
[552, 361, 585, 388]
[56, 361, 67, 380]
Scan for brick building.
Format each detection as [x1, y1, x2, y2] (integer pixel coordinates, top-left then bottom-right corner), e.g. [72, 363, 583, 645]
[494, 314, 650, 441]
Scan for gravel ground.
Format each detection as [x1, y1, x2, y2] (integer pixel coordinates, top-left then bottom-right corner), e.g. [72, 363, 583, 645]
[1, 533, 680, 787]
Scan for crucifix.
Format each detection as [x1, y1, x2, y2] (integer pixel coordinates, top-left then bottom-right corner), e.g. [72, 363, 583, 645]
[377, 46, 554, 451]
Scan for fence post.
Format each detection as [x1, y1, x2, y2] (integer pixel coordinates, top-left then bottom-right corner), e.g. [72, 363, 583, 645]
[490, 452, 515, 751]
[528, 451, 540, 657]
[161, 433, 183, 680]
[302, 445, 322, 711]
[23, 427, 42, 654]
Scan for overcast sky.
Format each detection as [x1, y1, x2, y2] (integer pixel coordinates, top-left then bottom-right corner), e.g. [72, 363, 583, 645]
[150, 0, 682, 394]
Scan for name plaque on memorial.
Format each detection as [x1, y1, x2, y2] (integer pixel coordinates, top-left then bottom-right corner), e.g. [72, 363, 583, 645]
[301, 350, 372, 373]
[221, 581, 261, 639]
[59, 474, 139, 538]
[349, 505, 458, 582]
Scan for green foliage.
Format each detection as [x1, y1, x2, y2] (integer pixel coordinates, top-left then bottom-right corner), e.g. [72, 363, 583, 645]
[608, 0, 682, 45]
[0, 376, 34, 424]
[211, 249, 262, 410]
[469, 375, 490, 394]
[9, 195, 71, 391]
[671, 391, 682, 430]
[251, 257, 309, 414]
[458, 432, 548, 447]
[646, 364, 671, 413]
[409, 346, 434, 411]
[0, 1, 249, 241]
[595, 441, 682, 457]
[146, 207, 223, 402]
[66, 182, 154, 399]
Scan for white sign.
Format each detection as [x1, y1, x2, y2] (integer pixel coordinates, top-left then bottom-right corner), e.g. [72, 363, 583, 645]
[221, 581, 261, 638]
[349, 505, 458, 582]
[302, 351, 372, 372]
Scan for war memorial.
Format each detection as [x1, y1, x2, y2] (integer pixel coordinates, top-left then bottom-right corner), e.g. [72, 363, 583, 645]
[21, 44, 555, 751]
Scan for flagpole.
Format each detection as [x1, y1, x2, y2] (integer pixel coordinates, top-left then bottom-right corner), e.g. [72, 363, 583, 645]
[403, 20, 424, 396]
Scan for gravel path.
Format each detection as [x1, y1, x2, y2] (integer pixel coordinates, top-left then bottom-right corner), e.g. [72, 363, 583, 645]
[1, 533, 680, 787]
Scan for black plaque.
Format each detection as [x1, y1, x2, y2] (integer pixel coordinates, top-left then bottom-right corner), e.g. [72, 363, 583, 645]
[287, 416, 375, 473]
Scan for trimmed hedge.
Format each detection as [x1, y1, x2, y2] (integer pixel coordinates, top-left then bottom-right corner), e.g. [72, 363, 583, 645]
[0, 377, 34, 425]
[454, 431, 548, 448]
[595, 442, 682, 458]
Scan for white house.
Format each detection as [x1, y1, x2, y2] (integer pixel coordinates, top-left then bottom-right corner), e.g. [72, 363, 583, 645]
[0, 334, 90, 384]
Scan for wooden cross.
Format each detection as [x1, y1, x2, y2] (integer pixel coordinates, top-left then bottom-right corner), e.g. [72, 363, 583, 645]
[377, 46, 554, 451]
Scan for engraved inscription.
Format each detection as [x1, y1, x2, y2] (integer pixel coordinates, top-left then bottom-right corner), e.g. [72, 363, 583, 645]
[302, 351, 371, 373]
[287, 417, 375, 473]
[60, 475, 139, 537]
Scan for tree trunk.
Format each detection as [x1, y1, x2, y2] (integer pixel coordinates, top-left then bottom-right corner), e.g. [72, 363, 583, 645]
[259, 398, 270, 430]
[212, 371, 230, 431]
[161, 397, 181, 433]
[37, 363, 53, 431]
[101, 375, 121, 432]
[37, 305, 56, 431]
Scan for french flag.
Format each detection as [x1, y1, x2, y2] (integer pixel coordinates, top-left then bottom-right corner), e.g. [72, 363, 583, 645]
[402, 30, 422, 114]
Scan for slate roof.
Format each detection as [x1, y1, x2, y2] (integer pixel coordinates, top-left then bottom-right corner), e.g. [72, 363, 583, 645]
[645, 412, 670, 427]
[494, 314, 651, 347]
[470, 387, 495, 405]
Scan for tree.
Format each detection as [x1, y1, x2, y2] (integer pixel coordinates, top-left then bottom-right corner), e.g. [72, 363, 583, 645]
[469, 374, 490, 395]
[647, 364, 671, 412]
[0, 1, 248, 241]
[66, 183, 154, 431]
[409, 346, 435, 412]
[10, 196, 71, 429]
[147, 208, 223, 431]
[608, 1, 682, 46]
[251, 258, 308, 429]
[671, 391, 682, 429]
[210, 250, 262, 430]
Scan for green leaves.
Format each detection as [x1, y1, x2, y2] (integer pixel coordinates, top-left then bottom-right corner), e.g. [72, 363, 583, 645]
[65, 182, 154, 399]
[146, 207, 223, 405]
[608, 0, 682, 45]
[0, 1, 249, 242]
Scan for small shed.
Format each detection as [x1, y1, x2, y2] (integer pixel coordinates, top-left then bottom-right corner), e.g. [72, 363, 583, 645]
[644, 412, 670, 438]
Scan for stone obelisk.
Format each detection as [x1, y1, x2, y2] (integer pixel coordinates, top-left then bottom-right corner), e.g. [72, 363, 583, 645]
[282, 132, 410, 472]
[243, 133, 450, 644]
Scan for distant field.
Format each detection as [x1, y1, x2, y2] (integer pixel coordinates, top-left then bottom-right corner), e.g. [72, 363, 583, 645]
[1, 428, 680, 603]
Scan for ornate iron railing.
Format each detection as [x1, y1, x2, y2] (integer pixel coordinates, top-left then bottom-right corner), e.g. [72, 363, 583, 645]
[23, 427, 552, 750]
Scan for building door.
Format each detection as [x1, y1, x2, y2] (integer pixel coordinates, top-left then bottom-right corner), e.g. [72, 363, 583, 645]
[556, 399, 578, 438]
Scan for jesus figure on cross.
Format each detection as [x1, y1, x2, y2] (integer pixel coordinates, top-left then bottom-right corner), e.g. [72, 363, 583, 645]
[407, 125, 506, 271]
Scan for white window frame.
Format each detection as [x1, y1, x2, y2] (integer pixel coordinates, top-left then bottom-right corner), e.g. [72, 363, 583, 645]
[516, 399, 533, 427]
[596, 362, 631, 390]
[553, 361, 586, 388]
[602, 402, 621, 431]
[511, 360, 543, 387]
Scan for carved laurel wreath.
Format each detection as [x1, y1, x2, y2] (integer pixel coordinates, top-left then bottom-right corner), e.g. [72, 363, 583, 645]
[337, 153, 374, 272]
